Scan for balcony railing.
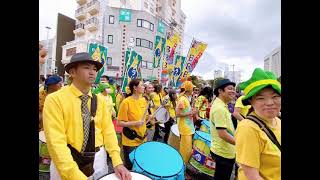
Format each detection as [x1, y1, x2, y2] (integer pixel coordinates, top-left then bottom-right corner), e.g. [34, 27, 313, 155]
[73, 23, 85, 36]
[76, 0, 87, 5]
[85, 17, 99, 31]
[75, 7, 86, 20]
[87, 0, 100, 15]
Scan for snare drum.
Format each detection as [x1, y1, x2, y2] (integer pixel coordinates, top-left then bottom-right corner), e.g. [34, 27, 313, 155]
[189, 131, 215, 177]
[167, 124, 180, 151]
[98, 172, 152, 180]
[154, 107, 170, 124]
[39, 131, 51, 172]
[200, 119, 210, 133]
[129, 142, 184, 180]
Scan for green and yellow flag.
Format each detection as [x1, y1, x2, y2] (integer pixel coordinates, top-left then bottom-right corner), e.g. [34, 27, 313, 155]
[171, 55, 186, 87]
[88, 43, 108, 84]
[121, 50, 142, 93]
[153, 35, 166, 68]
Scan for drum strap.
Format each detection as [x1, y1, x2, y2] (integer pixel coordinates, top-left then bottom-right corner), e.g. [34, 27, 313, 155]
[247, 115, 281, 151]
[67, 94, 98, 176]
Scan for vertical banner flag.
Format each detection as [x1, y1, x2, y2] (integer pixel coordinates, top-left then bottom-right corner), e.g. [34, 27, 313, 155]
[162, 32, 181, 74]
[89, 43, 108, 84]
[177, 39, 207, 87]
[171, 55, 186, 87]
[153, 35, 166, 68]
[121, 50, 142, 93]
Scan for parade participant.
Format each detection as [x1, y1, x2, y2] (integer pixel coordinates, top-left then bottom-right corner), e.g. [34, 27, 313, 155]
[115, 84, 124, 115]
[117, 79, 149, 170]
[93, 83, 116, 118]
[163, 89, 177, 143]
[194, 86, 213, 129]
[39, 75, 63, 131]
[100, 75, 109, 83]
[176, 81, 197, 179]
[151, 84, 164, 141]
[235, 68, 281, 180]
[233, 94, 252, 121]
[40, 76, 46, 88]
[210, 78, 236, 180]
[43, 52, 131, 180]
[142, 82, 156, 141]
[193, 87, 200, 99]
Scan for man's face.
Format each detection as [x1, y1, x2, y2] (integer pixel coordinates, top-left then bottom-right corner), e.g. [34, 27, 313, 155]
[219, 85, 236, 103]
[70, 63, 98, 86]
[100, 77, 108, 83]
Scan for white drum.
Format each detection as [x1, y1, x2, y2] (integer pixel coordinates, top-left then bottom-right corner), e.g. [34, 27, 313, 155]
[168, 124, 180, 151]
[39, 131, 46, 143]
[98, 172, 152, 180]
[154, 107, 170, 124]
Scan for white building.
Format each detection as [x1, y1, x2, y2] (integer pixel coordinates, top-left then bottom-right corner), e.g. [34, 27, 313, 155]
[62, 0, 186, 82]
[224, 70, 242, 85]
[213, 70, 223, 79]
[264, 46, 281, 78]
[40, 37, 57, 76]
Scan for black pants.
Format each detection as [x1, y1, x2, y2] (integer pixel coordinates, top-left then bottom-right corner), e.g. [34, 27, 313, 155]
[123, 146, 137, 170]
[163, 118, 174, 143]
[210, 151, 235, 180]
[194, 119, 203, 131]
[153, 123, 161, 141]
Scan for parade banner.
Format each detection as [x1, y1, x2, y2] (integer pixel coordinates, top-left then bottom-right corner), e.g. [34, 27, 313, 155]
[171, 55, 186, 87]
[153, 35, 166, 68]
[162, 32, 181, 74]
[177, 39, 207, 87]
[88, 43, 108, 84]
[121, 50, 142, 93]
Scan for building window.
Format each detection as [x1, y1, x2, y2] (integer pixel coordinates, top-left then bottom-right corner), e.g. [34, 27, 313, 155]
[141, 60, 147, 68]
[144, 2, 148, 8]
[147, 62, 153, 69]
[107, 57, 112, 65]
[109, 15, 114, 24]
[136, 38, 153, 50]
[108, 35, 113, 44]
[137, 19, 142, 27]
[66, 47, 77, 56]
[137, 19, 154, 32]
[150, 8, 154, 14]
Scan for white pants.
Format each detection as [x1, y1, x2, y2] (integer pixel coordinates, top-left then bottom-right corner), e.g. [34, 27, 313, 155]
[50, 147, 108, 180]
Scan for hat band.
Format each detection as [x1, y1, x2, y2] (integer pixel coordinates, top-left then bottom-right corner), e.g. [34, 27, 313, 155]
[244, 79, 281, 95]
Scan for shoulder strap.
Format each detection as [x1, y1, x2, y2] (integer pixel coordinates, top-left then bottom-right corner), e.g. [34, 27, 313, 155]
[91, 94, 97, 118]
[247, 115, 281, 151]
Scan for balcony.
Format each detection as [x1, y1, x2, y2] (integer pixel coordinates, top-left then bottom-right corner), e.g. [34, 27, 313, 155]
[76, 0, 87, 5]
[73, 23, 85, 36]
[85, 17, 99, 32]
[87, 0, 100, 15]
[75, 7, 86, 20]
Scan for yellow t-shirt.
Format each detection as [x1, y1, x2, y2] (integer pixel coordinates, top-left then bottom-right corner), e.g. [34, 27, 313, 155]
[177, 95, 195, 135]
[39, 89, 47, 112]
[235, 112, 281, 180]
[151, 92, 162, 110]
[209, 97, 235, 159]
[43, 84, 122, 180]
[115, 93, 124, 113]
[195, 95, 208, 119]
[117, 96, 148, 146]
[163, 95, 176, 118]
[235, 95, 251, 117]
[101, 94, 116, 117]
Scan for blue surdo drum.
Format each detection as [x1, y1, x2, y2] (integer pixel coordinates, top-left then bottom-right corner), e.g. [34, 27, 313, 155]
[200, 119, 211, 133]
[129, 141, 185, 180]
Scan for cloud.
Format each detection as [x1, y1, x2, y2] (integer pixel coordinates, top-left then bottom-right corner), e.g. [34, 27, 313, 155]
[181, 0, 280, 80]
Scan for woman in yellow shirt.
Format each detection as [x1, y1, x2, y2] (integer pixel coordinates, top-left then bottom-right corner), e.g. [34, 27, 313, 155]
[194, 86, 213, 129]
[235, 68, 281, 180]
[117, 79, 149, 170]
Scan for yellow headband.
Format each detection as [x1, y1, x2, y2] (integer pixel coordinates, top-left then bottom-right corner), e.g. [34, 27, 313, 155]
[244, 79, 281, 95]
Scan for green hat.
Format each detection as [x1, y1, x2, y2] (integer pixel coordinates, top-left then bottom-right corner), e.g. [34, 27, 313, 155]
[92, 83, 110, 94]
[240, 68, 281, 105]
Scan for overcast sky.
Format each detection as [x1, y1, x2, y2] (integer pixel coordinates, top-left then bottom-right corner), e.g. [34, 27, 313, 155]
[39, 0, 280, 81]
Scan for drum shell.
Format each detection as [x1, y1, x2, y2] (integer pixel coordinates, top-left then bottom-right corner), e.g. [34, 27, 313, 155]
[167, 125, 180, 151]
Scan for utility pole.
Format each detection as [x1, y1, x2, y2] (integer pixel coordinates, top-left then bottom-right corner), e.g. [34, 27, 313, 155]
[45, 26, 51, 78]
[231, 64, 235, 83]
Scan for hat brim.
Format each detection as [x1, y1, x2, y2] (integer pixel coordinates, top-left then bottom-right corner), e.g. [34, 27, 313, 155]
[214, 82, 236, 95]
[242, 84, 281, 105]
[65, 60, 103, 73]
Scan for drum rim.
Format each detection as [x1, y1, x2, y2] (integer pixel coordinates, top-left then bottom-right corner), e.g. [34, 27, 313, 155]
[155, 107, 170, 124]
[97, 171, 152, 180]
[132, 141, 184, 178]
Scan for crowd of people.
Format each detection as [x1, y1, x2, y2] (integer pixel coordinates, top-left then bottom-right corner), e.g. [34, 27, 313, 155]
[39, 52, 281, 180]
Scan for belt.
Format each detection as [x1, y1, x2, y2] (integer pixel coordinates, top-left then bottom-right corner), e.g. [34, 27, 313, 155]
[95, 145, 104, 152]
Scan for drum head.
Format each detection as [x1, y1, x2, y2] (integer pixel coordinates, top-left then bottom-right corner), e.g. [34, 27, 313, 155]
[39, 131, 46, 143]
[132, 142, 184, 177]
[171, 124, 180, 136]
[155, 107, 170, 123]
[99, 172, 152, 180]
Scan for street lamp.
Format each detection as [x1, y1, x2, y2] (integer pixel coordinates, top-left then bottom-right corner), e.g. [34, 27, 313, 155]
[44, 26, 51, 78]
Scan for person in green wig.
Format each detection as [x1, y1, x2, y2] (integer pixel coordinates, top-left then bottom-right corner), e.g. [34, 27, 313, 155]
[235, 68, 281, 180]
